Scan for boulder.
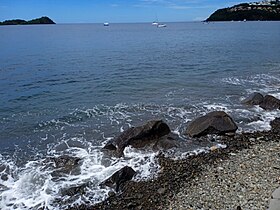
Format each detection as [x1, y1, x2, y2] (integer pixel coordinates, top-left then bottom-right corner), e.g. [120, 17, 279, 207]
[102, 141, 117, 151]
[270, 118, 280, 134]
[100, 166, 136, 192]
[152, 134, 179, 151]
[241, 92, 264, 105]
[60, 183, 89, 196]
[103, 120, 171, 156]
[185, 111, 238, 137]
[50, 155, 81, 169]
[259, 95, 280, 110]
[44, 155, 81, 178]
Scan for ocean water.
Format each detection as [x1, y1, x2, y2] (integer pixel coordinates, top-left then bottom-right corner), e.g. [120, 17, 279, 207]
[0, 22, 280, 209]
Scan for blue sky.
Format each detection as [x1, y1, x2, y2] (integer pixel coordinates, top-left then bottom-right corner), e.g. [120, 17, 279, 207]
[0, 0, 247, 23]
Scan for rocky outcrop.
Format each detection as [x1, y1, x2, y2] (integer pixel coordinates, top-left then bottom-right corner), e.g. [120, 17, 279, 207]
[50, 155, 81, 169]
[100, 166, 136, 192]
[44, 155, 81, 178]
[270, 118, 280, 133]
[0, 16, 55, 25]
[242, 93, 280, 110]
[259, 95, 280, 110]
[185, 111, 238, 137]
[60, 183, 89, 196]
[206, 1, 280, 21]
[241, 92, 264, 105]
[103, 120, 171, 156]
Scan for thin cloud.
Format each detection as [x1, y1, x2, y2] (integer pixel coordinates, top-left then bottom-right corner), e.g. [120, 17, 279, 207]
[137, 0, 222, 10]
[128, 0, 244, 11]
[169, 5, 190, 9]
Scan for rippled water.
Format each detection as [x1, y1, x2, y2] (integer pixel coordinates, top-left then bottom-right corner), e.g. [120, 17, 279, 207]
[0, 22, 280, 209]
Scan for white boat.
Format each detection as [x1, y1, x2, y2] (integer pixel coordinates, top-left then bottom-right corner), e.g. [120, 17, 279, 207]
[152, 21, 159, 26]
[152, 15, 166, 28]
[157, 23, 166, 28]
[104, 22, 109, 26]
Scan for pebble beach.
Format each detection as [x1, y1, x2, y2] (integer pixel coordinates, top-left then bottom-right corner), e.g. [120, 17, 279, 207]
[87, 131, 280, 210]
[169, 140, 280, 210]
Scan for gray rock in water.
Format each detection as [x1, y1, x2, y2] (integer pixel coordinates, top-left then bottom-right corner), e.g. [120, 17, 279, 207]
[45, 155, 81, 178]
[100, 166, 136, 192]
[185, 111, 238, 138]
[241, 92, 264, 105]
[103, 120, 171, 157]
[50, 155, 81, 169]
[60, 183, 89, 196]
[50, 155, 81, 170]
[270, 118, 280, 134]
[260, 95, 280, 110]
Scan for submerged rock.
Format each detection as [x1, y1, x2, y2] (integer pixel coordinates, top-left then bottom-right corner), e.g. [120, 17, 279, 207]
[103, 120, 171, 156]
[241, 92, 264, 106]
[100, 166, 136, 192]
[260, 95, 280, 110]
[185, 111, 238, 137]
[270, 118, 280, 134]
[44, 155, 82, 177]
[60, 183, 89, 196]
[51, 155, 81, 168]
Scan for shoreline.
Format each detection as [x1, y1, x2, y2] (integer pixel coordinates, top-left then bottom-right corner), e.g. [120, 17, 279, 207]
[66, 129, 280, 210]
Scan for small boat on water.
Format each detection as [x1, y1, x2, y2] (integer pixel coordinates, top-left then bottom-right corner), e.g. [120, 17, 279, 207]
[151, 15, 166, 28]
[104, 22, 109, 26]
[152, 21, 159, 26]
[157, 23, 167, 28]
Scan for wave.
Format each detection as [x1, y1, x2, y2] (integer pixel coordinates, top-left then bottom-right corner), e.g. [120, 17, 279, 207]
[1, 72, 280, 209]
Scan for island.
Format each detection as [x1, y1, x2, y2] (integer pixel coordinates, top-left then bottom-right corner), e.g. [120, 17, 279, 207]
[0, 16, 55, 25]
[206, 0, 280, 21]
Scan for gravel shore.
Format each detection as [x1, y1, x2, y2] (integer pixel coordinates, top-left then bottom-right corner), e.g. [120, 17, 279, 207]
[168, 140, 280, 210]
[69, 131, 280, 210]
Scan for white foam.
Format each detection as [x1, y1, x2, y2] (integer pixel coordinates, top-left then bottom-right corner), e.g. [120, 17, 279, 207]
[1, 74, 280, 209]
[0, 137, 161, 209]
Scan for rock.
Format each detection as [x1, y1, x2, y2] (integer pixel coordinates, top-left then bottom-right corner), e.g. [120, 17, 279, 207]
[185, 111, 238, 137]
[100, 166, 136, 192]
[103, 120, 171, 157]
[241, 92, 264, 106]
[60, 183, 89, 196]
[270, 118, 280, 134]
[108, 191, 116, 197]
[45, 155, 81, 177]
[259, 95, 280, 110]
[1, 174, 8, 181]
[102, 141, 117, 151]
[50, 155, 81, 169]
[157, 187, 166, 194]
[152, 135, 178, 151]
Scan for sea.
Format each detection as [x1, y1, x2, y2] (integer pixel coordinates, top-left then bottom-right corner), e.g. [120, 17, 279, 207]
[0, 22, 280, 209]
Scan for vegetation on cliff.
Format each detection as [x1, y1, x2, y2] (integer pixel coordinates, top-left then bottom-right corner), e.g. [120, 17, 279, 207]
[0, 16, 55, 25]
[206, 1, 280, 21]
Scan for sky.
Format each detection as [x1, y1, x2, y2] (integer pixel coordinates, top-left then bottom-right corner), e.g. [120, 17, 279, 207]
[0, 0, 248, 23]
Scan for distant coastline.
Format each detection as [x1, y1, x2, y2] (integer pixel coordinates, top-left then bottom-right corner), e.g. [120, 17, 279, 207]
[206, 0, 280, 21]
[0, 16, 55, 25]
